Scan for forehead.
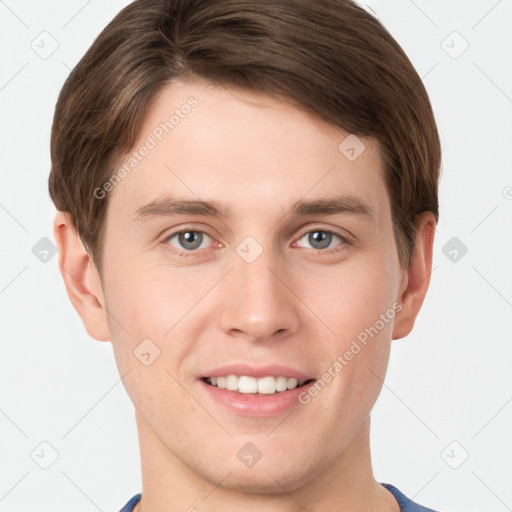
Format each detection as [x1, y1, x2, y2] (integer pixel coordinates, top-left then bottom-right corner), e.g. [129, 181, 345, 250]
[106, 79, 389, 227]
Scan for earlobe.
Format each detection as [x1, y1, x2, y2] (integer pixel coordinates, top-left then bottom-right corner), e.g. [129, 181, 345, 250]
[392, 212, 436, 340]
[53, 211, 111, 342]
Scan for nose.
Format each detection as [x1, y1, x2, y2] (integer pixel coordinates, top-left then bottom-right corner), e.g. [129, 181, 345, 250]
[217, 241, 301, 343]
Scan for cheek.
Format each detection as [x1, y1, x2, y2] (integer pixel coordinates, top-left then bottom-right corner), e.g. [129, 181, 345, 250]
[104, 255, 195, 334]
[103, 258, 216, 374]
[311, 257, 398, 343]
[102, 261, 201, 428]
[301, 267, 396, 427]
[303, 253, 398, 409]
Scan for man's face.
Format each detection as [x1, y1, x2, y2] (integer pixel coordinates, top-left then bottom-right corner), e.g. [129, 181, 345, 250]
[98, 79, 406, 491]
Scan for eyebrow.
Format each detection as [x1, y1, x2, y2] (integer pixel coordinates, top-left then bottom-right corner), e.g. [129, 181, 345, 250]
[132, 194, 374, 222]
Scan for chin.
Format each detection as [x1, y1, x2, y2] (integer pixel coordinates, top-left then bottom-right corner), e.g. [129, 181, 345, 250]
[218, 469, 305, 494]
[197, 456, 320, 495]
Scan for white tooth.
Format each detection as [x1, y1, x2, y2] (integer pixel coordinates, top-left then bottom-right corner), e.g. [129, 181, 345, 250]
[226, 374, 239, 391]
[210, 375, 306, 393]
[275, 376, 288, 392]
[257, 376, 276, 394]
[287, 377, 298, 390]
[238, 376, 258, 393]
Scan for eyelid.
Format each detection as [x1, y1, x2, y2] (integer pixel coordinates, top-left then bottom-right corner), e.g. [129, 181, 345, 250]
[292, 226, 351, 253]
[161, 223, 216, 241]
[295, 224, 352, 241]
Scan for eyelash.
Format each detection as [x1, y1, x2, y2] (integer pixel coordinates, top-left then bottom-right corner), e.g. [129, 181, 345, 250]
[162, 226, 351, 258]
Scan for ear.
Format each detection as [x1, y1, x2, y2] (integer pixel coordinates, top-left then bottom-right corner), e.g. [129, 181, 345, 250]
[392, 212, 436, 340]
[53, 211, 111, 342]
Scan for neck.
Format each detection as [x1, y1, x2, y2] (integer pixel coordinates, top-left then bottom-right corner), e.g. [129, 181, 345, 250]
[133, 413, 399, 512]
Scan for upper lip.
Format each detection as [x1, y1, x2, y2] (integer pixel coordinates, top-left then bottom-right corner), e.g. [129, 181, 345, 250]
[199, 363, 315, 381]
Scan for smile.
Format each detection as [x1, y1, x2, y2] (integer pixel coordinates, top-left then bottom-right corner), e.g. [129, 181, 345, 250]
[202, 375, 314, 395]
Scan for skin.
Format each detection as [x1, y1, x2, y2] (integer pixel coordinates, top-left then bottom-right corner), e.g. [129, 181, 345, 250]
[54, 79, 435, 512]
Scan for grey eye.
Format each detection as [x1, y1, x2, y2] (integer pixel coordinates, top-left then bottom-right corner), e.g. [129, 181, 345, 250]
[298, 230, 342, 250]
[168, 230, 211, 251]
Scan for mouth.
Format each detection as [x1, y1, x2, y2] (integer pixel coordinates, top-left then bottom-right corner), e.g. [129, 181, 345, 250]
[201, 375, 316, 395]
[198, 365, 317, 416]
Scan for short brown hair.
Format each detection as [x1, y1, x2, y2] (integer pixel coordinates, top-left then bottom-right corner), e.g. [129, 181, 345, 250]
[48, 0, 441, 276]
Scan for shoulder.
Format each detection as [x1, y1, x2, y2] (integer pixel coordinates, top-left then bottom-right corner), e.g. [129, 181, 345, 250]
[381, 483, 441, 512]
[118, 493, 141, 512]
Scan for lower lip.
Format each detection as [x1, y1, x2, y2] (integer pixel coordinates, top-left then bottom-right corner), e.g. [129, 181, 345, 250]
[199, 379, 315, 417]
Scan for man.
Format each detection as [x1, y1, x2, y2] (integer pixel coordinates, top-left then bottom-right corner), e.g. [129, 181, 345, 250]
[49, 0, 442, 510]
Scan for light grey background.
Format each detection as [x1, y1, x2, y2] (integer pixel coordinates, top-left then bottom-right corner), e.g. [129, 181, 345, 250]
[1, 1, 511, 511]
